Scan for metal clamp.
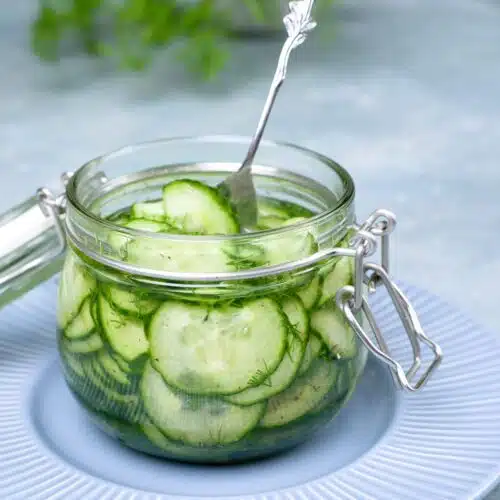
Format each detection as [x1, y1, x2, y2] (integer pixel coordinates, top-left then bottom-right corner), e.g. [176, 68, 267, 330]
[337, 210, 443, 392]
[36, 187, 67, 259]
[0, 174, 71, 289]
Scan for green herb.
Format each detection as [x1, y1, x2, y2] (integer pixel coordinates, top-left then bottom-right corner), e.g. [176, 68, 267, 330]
[247, 360, 273, 388]
[31, 0, 336, 80]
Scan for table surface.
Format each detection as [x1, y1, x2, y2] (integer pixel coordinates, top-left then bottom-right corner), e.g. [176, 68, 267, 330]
[1, 0, 499, 498]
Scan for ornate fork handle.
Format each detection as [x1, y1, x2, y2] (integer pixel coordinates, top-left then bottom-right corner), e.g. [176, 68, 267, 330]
[240, 0, 317, 169]
[278, 1, 317, 81]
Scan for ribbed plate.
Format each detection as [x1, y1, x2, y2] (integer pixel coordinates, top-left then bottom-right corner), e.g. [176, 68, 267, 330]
[0, 278, 499, 500]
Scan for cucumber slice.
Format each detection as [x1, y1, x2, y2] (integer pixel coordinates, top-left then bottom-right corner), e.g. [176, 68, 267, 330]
[126, 238, 232, 273]
[223, 242, 268, 270]
[163, 180, 239, 235]
[66, 332, 103, 354]
[297, 273, 321, 310]
[310, 307, 357, 359]
[263, 231, 317, 266]
[334, 360, 357, 401]
[97, 349, 129, 385]
[256, 215, 287, 230]
[125, 219, 167, 232]
[64, 297, 96, 340]
[81, 357, 143, 420]
[57, 251, 96, 329]
[149, 298, 288, 395]
[298, 331, 323, 376]
[281, 296, 309, 342]
[98, 295, 149, 362]
[86, 356, 138, 401]
[104, 285, 160, 317]
[91, 300, 99, 324]
[257, 216, 309, 231]
[225, 296, 308, 406]
[318, 256, 354, 307]
[259, 357, 339, 428]
[257, 198, 315, 220]
[130, 201, 165, 222]
[318, 231, 352, 278]
[141, 362, 264, 446]
[60, 349, 85, 378]
[282, 217, 309, 226]
[111, 352, 132, 373]
[108, 219, 166, 257]
[257, 199, 289, 220]
[108, 211, 130, 226]
[141, 418, 186, 453]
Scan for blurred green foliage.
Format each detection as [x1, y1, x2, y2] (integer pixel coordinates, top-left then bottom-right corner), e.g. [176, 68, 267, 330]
[31, 0, 335, 80]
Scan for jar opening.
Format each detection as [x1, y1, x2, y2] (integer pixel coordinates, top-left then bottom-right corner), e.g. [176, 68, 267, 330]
[64, 135, 356, 281]
[67, 135, 355, 242]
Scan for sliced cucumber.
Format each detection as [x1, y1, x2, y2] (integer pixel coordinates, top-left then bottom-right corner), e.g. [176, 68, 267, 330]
[225, 296, 308, 406]
[318, 255, 354, 307]
[141, 418, 186, 453]
[258, 198, 315, 220]
[57, 251, 96, 329]
[125, 219, 167, 232]
[104, 285, 160, 317]
[163, 180, 238, 235]
[141, 362, 264, 446]
[98, 295, 149, 362]
[91, 300, 99, 324]
[63, 357, 104, 404]
[81, 357, 143, 420]
[263, 231, 317, 266]
[318, 231, 352, 278]
[108, 219, 166, 257]
[282, 217, 309, 226]
[64, 297, 96, 340]
[126, 238, 232, 274]
[257, 198, 290, 220]
[66, 332, 103, 354]
[297, 273, 321, 310]
[310, 307, 357, 359]
[130, 201, 165, 222]
[149, 298, 287, 395]
[108, 211, 130, 226]
[298, 331, 323, 376]
[259, 357, 339, 428]
[97, 349, 129, 385]
[257, 215, 310, 231]
[256, 215, 287, 230]
[281, 296, 309, 342]
[60, 349, 85, 378]
[111, 352, 132, 373]
[223, 242, 268, 270]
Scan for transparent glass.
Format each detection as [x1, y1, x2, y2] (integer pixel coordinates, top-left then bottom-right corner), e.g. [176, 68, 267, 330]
[0, 196, 64, 309]
[57, 136, 368, 464]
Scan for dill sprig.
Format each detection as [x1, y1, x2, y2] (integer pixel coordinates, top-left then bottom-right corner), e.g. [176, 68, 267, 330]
[247, 360, 273, 388]
[31, 0, 337, 80]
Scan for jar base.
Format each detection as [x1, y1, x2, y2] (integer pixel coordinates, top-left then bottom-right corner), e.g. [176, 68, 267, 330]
[81, 393, 348, 465]
[31, 357, 397, 496]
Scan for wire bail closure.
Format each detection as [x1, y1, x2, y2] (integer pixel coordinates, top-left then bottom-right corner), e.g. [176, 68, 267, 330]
[337, 210, 443, 392]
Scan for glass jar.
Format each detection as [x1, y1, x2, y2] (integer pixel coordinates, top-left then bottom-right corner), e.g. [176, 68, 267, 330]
[0, 135, 442, 464]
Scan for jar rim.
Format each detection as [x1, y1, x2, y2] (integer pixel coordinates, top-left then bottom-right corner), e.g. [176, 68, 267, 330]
[66, 134, 355, 242]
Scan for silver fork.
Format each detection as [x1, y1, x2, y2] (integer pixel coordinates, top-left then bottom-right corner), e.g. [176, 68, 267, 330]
[217, 0, 317, 230]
